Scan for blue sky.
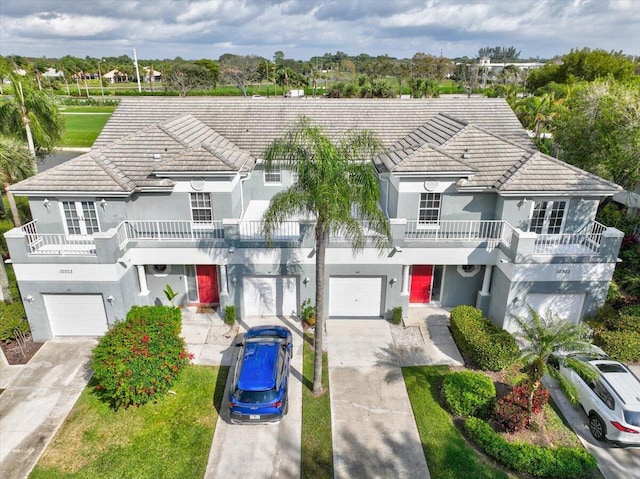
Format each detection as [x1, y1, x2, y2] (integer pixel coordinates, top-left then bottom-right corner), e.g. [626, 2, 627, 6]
[1, 0, 638, 61]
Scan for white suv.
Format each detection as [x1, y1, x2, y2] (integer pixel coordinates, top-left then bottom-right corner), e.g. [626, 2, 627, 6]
[559, 355, 640, 446]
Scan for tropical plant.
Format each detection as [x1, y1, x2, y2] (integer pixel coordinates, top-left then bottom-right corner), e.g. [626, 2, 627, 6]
[513, 306, 598, 411]
[262, 117, 391, 394]
[163, 284, 179, 306]
[0, 74, 64, 158]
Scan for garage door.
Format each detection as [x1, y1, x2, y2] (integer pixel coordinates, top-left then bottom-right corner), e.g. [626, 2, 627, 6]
[44, 294, 108, 336]
[524, 293, 586, 324]
[329, 276, 383, 318]
[243, 276, 297, 317]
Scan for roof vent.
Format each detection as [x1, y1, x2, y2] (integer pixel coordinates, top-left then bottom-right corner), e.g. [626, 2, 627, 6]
[153, 153, 162, 160]
[461, 149, 469, 160]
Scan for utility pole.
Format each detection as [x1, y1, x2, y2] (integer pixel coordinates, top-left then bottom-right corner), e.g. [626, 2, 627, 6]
[133, 48, 142, 93]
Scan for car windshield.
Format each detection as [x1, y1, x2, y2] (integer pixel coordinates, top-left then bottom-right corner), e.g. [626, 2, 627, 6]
[233, 388, 277, 404]
[624, 410, 640, 427]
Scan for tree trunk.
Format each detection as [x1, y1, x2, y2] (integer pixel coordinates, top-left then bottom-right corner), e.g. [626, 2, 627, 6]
[0, 260, 11, 303]
[312, 221, 326, 395]
[4, 181, 21, 227]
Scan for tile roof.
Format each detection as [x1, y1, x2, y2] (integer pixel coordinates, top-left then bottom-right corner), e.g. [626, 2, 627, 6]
[9, 97, 620, 197]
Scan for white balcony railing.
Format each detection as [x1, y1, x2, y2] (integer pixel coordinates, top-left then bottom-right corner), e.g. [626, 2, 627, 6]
[534, 221, 606, 255]
[405, 220, 509, 244]
[117, 220, 225, 247]
[20, 220, 96, 255]
[239, 221, 300, 240]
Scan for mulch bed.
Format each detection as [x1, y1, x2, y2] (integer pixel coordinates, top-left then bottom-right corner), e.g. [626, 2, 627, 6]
[1, 335, 44, 365]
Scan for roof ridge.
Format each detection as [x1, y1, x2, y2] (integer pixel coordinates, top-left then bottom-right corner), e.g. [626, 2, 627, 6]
[157, 114, 200, 148]
[89, 150, 137, 191]
[493, 150, 537, 189]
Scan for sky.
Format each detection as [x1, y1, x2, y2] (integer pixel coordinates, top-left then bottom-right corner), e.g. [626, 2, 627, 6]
[1, 0, 639, 62]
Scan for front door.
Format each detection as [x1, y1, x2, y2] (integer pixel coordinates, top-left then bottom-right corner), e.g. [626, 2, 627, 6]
[410, 265, 433, 303]
[196, 265, 219, 304]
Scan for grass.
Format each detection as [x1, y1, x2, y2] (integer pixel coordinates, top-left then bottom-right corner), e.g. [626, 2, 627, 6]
[30, 365, 228, 479]
[403, 366, 510, 479]
[301, 333, 333, 479]
[60, 106, 117, 114]
[60, 109, 113, 147]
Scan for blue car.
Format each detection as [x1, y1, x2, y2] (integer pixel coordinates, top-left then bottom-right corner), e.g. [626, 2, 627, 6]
[229, 325, 293, 424]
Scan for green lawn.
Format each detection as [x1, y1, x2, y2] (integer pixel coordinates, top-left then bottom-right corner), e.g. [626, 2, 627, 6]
[30, 365, 228, 479]
[60, 106, 117, 114]
[301, 333, 333, 479]
[403, 366, 510, 479]
[61, 110, 113, 147]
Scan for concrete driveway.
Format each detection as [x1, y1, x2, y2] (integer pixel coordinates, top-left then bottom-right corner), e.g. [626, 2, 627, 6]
[0, 337, 96, 479]
[327, 319, 431, 479]
[204, 316, 302, 479]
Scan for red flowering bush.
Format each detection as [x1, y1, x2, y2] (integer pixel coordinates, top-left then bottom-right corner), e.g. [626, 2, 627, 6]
[494, 382, 550, 433]
[91, 306, 190, 409]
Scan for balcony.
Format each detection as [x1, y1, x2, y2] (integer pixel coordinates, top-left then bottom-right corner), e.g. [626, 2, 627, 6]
[404, 220, 513, 247]
[532, 221, 607, 255]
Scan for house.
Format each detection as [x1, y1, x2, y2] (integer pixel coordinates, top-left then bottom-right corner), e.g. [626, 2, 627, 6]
[103, 69, 129, 84]
[5, 98, 624, 342]
[42, 68, 64, 79]
[143, 67, 162, 83]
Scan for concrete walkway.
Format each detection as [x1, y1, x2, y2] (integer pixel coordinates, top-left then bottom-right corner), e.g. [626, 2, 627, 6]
[327, 309, 455, 479]
[0, 337, 96, 479]
[181, 311, 303, 479]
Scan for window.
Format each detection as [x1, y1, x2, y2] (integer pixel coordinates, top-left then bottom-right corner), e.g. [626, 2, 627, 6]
[264, 166, 281, 184]
[190, 193, 213, 223]
[418, 193, 441, 224]
[62, 201, 100, 235]
[529, 200, 566, 234]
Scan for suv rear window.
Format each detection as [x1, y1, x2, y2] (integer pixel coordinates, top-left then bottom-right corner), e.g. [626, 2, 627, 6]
[624, 410, 640, 427]
[233, 388, 277, 403]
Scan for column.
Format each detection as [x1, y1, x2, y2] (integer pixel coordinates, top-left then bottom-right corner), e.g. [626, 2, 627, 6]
[137, 265, 149, 295]
[481, 265, 493, 294]
[401, 265, 410, 295]
[219, 265, 229, 295]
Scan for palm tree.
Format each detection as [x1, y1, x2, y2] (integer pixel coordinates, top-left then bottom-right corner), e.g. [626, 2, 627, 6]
[0, 135, 35, 302]
[0, 74, 64, 160]
[514, 306, 597, 411]
[262, 117, 391, 394]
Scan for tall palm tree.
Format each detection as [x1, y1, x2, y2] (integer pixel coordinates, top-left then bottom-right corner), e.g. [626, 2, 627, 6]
[262, 117, 391, 394]
[514, 306, 597, 411]
[0, 135, 35, 302]
[0, 74, 64, 159]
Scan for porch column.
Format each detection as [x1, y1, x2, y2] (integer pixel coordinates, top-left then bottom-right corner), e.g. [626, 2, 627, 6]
[137, 265, 149, 295]
[219, 265, 229, 295]
[481, 265, 493, 294]
[401, 265, 410, 295]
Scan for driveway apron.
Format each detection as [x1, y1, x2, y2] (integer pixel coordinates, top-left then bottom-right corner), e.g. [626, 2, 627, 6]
[327, 319, 431, 479]
[0, 337, 96, 479]
[204, 316, 302, 479]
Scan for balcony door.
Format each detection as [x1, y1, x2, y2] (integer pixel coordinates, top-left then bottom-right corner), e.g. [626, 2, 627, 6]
[529, 200, 566, 235]
[62, 201, 100, 236]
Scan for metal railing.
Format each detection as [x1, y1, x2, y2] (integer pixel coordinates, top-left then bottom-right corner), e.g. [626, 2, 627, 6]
[534, 221, 606, 255]
[118, 220, 225, 245]
[21, 220, 96, 255]
[405, 220, 509, 243]
[239, 221, 300, 240]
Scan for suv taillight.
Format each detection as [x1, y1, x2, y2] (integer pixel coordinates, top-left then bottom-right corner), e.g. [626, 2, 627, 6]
[272, 400, 283, 408]
[610, 422, 639, 434]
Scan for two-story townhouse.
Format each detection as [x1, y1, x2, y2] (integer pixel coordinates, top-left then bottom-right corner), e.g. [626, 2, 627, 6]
[5, 98, 624, 342]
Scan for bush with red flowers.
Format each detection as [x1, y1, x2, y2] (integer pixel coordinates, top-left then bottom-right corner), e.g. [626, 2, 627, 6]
[494, 381, 550, 433]
[91, 306, 191, 409]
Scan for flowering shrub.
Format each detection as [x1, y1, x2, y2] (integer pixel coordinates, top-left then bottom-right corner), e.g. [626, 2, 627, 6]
[91, 306, 191, 409]
[494, 382, 550, 433]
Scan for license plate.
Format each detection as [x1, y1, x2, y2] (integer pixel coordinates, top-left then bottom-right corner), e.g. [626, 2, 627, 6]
[250, 414, 260, 420]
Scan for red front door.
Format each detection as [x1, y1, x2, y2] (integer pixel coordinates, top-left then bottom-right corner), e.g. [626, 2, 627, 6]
[196, 265, 219, 304]
[410, 265, 433, 303]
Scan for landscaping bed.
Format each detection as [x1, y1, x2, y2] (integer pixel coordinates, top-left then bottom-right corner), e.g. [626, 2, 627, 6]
[1, 335, 43, 364]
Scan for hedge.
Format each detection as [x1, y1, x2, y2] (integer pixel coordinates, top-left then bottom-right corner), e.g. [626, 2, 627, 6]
[442, 371, 495, 418]
[91, 305, 191, 409]
[464, 417, 597, 479]
[593, 329, 640, 363]
[449, 305, 519, 371]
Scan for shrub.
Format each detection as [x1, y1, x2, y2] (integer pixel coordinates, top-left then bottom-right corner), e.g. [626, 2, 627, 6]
[91, 306, 190, 409]
[593, 329, 640, 362]
[442, 371, 495, 418]
[450, 305, 519, 371]
[390, 306, 403, 325]
[494, 382, 550, 433]
[224, 305, 236, 326]
[464, 417, 597, 478]
[0, 302, 30, 342]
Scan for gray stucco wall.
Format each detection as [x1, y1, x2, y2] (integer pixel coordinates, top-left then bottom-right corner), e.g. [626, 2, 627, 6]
[440, 265, 484, 307]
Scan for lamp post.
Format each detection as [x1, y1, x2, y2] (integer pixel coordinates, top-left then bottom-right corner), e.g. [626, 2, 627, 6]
[98, 59, 105, 99]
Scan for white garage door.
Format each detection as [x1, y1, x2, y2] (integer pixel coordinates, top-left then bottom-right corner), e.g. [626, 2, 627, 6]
[525, 293, 586, 324]
[243, 277, 297, 317]
[44, 294, 108, 336]
[329, 276, 383, 318]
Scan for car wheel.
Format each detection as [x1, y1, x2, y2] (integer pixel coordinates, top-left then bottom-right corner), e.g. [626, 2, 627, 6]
[588, 413, 606, 441]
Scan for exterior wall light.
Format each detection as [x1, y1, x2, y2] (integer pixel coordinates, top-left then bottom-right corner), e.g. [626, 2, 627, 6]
[43, 198, 50, 211]
[106, 295, 115, 304]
